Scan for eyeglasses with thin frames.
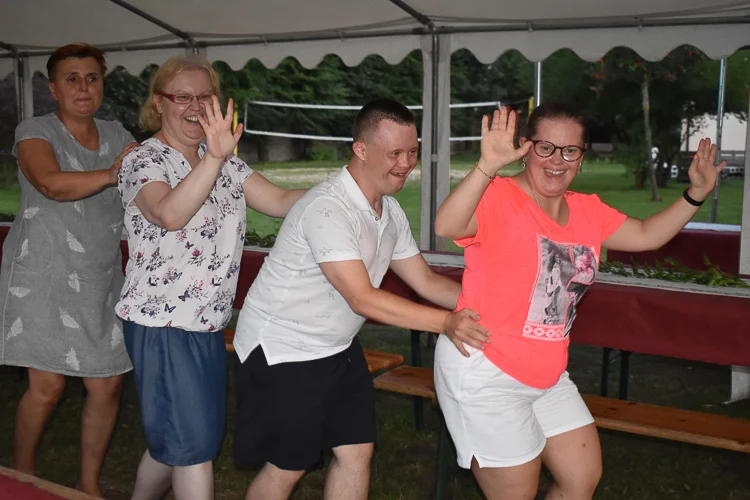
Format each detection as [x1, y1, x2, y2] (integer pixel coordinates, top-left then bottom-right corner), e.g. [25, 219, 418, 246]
[160, 92, 214, 105]
[530, 140, 586, 162]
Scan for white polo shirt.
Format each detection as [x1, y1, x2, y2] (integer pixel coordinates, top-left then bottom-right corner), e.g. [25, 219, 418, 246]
[234, 166, 421, 365]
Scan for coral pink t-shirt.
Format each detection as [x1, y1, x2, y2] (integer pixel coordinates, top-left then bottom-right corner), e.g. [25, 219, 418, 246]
[456, 177, 627, 389]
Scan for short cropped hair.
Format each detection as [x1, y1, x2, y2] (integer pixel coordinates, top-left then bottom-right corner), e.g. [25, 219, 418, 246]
[138, 56, 222, 132]
[352, 99, 415, 143]
[46, 43, 107, 81]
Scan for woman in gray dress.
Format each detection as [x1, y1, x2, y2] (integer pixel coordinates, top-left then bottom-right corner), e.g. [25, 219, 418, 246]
[0, 43, 136, 497]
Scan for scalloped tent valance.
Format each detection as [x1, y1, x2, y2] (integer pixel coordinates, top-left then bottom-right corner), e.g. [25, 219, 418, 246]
[1, 0, 749, 76]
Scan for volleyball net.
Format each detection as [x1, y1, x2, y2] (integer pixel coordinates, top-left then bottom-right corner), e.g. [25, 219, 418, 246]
[241, 99, 531, 143]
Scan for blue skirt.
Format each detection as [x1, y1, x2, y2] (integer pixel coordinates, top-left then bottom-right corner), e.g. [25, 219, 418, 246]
[123, 321, 227, 466]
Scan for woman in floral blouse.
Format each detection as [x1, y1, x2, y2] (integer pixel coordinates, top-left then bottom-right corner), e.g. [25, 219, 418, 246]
[117, 56, 304, 500]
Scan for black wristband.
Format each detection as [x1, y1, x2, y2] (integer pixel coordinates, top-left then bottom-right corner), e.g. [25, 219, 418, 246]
[682, 188, 704, 207]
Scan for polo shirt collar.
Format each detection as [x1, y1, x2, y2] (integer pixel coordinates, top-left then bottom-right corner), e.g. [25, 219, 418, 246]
[340, 166, 374, 212]
[339, 166, 390, 226]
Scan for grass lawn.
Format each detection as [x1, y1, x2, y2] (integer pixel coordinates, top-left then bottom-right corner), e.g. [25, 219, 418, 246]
[0, 158, 743, 242]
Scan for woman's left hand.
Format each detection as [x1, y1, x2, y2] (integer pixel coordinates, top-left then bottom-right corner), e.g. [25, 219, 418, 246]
[198, 96, 244, 161]
[108, 142, 138, 185]
[687, 138, 727, 201]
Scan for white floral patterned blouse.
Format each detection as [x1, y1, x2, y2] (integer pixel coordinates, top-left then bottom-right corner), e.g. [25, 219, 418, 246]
[116, 138, 253, 332]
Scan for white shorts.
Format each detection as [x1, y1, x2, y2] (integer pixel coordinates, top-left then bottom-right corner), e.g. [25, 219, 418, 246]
[434, 335, 594, 469]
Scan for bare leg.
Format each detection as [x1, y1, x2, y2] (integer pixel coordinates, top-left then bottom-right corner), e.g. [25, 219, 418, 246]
[130, 451, 173, 500]
[471, 456, 542, 500]
[324, 443, 374, 500]
[172, 462, 214, 500]
[245, 462, 305, 500]
[541, 424, 602, 500]
[79, 375, 123, 497]
[13, 368, 66, 475]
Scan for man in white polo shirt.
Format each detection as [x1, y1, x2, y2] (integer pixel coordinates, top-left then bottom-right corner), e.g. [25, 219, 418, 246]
[233, 99, 489, 500]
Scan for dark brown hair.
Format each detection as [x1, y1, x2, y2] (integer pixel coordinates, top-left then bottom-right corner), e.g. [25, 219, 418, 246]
[46, 43, 107, 81]
[524, 101, 589, 144]
[353, 99, 415, 143]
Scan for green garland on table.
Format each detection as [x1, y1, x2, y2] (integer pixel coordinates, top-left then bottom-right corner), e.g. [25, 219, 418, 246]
[599, 257, 750, 288]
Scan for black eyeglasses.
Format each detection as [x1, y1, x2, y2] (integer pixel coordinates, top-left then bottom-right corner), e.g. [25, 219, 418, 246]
[530, 140, 587, 162]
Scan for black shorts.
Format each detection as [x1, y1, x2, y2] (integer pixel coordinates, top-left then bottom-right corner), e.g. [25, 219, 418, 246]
[233, 337, 376, 471]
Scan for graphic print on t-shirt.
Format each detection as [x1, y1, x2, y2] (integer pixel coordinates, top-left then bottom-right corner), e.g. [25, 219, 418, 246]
[523, 235, 597, 342]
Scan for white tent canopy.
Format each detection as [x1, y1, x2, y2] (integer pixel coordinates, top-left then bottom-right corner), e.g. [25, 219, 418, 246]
[1, 0, 749, 266]
[2, 1, 750, 73]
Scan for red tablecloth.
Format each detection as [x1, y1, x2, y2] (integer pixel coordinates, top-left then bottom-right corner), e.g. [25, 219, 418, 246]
[2, 225, 748, 368]
[0, 473, 77, 500]
[571, 282, 750, 367]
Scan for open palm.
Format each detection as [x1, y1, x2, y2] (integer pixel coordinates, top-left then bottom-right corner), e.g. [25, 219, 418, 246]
[479, 107, 532, 173]
[198, 96, 244, 160]
[688, 138, 726, 199]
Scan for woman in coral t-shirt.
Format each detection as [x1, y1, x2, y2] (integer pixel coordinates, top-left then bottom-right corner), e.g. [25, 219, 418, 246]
[433, 102, 725, 500]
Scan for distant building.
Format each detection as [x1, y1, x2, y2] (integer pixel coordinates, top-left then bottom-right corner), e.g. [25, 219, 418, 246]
[678, 113, 746, 180]
[681, 113, 747, 153]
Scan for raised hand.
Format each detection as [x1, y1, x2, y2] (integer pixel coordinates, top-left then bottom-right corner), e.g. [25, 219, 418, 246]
[442, 308, 491, 357]
[687, 138, 727, 201]
[197, 96, 244, 161]
[479, 107, 532, 174]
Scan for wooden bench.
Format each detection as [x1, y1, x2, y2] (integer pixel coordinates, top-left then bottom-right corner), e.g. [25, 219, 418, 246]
[222, 330, 404, 375]
[372, 365, 750, 499]
[582, 394, 750, 453]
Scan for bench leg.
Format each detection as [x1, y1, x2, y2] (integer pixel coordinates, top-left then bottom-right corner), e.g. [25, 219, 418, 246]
[434, 413, 451, 500]
[618, 351, 631, 401]
[411, 330, 423, 368]
[411, 330, 425, 431]
[600, 348, 611, 397]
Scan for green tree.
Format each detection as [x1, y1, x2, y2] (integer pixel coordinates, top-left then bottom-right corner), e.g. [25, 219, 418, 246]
[450, 49, 532, 152]
[101, 66, 150, 138]
[589, 46, 749, 197]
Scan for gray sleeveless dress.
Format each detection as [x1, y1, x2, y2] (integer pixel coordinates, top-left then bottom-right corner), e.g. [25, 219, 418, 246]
[0, 113, 134, 377]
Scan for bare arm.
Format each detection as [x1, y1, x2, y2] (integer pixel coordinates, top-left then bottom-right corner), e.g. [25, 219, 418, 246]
[243, 173, 306, 217]
[133, 96, 243, 230]
[133, 155, 224, 230]
[320, 259, 490, 356]
[604, 138, 726, 252]
[18, 139, 135, 202]
[388, 254, 460, 310]
[435, 107, 531, 240]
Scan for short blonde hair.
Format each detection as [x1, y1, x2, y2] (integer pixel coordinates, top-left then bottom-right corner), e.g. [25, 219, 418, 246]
[139, 56, 222, 132]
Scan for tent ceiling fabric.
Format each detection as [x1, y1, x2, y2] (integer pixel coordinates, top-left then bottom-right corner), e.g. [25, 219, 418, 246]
[0, 0, 748, 75]
[453, 24, 750, 63]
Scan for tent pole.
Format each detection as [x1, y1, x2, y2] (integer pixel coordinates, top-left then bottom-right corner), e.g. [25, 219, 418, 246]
[429, 32, 439, 251]
[533, 61, 542, 107]
[15, 56, 24, 124]
[710, 58, 727, 223]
